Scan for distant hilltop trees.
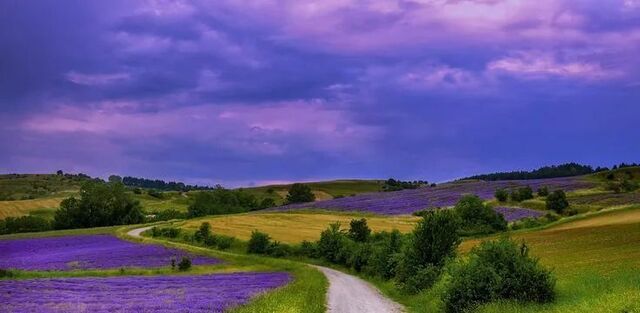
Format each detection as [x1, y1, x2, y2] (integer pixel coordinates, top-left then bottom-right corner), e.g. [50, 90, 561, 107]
[465, 163, 603, 181]
[121, 176, 213, 191]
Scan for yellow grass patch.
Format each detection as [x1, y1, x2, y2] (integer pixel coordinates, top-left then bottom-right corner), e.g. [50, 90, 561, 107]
[0, 198, 63, 219]
[182, 212, 420, 244]
[461, 206, 640, 276]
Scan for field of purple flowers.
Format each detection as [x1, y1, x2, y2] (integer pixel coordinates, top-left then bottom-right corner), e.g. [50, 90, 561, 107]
[0, 235, 220, 271]
[0, 272, 290, 313]
[276, 176, 593, 215]
[494, 207, 546, 222]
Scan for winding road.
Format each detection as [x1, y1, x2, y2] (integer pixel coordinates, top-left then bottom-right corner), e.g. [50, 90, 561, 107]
[126, 225, 404, 313]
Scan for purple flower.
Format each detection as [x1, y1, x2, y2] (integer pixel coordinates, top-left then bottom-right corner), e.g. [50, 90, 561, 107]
[0, 272, 291, 312]
[494, 207, 545, 222]
[0, 235, 220, 271]
[273, 177, 591, 215]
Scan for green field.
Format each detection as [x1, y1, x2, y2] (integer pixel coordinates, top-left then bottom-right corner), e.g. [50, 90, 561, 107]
[371, 205, 640, 313]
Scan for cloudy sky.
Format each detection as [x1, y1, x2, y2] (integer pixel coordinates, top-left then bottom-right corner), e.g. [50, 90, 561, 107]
[1, 0, 639, 186]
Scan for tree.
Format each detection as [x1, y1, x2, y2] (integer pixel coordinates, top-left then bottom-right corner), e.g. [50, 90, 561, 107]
[56, 170, 64, 176]
[53, 181, 144, 229]
[108, 175, 122, 183]
[546, 190, 569, 214]
[396, 209, 460, 293]
[188, 188, 259, 217]
[453, 195, 506, 235]
[494, 188, 509, 202]
[194, 222, 212, 242]
[286, 183, 315, 203]
[348, 218, 371, 242]
[247, 230, 271, 254]
[537, 186, 549, 197]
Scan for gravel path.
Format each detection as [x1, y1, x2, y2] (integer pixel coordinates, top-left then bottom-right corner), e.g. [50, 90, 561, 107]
[313, 265, 404, 313]
[127, 226, 153, 238]
[127, 226, 404, 313]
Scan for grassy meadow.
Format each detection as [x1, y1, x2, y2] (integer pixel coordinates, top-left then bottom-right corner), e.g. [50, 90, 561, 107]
[181, 211, 419, 244]
[370, 205, 640, 313]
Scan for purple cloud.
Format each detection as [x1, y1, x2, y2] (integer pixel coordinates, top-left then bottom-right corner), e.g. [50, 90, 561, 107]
[0, 0, 639, 185]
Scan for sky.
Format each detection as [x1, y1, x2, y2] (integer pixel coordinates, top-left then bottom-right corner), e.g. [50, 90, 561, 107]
[1, 0, 639, 187]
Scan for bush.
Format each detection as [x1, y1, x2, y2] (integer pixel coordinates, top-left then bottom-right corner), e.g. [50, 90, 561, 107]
[268, 241, 292, 257]
[150, 208, 187, 221]
[151, 226, 181, 238]
[443, 238, 555, 313]
[147, 189, 164, 199]
[298, 240, 318, 258]
[215, 235, 234, 250]
[188, 187, 259, 218]
[454, 195, 507, 235]
[247, 230, 271, 254]
[259, 198, 277, 209]
[348, 218, 371, 242]
[494, 188, 509, 202]
[0, 269, 13, 278]
[286, 183, 315, 203]
[396, 209, 460, 293]
[54, 181, 144, 229]
[546, 190, 569, 214]
[194, 222, 212, 242]
[537, 186, 549, 197]
[0, 215, 51, 235]
[510, 186, 534, 202]
[177, 257, 192, 271]
[317, 223, 346, 263]
[366, 230, 404, 279]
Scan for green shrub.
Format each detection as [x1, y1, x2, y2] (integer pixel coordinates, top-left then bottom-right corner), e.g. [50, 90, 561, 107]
[215, 235, 234, 250]
[454, 195, 507, 235]
[259, 198, 277, 209]
[177, 257, 192, 271]
[286, 183, 315, 203]
[396, 209, 460, 293]
[443, 238, 555, 313]
[510, 186, 534, 202]
[194, 222, 212, 242]
[0, 269, 14, 278]
[494, 188, 509, 202]
[0, 215, 51, 235]
[546, 190, 569, 214]
[317, 223, 346, 263]
[366, 230, 404, 279]
[298, 240, 318, 257]
[188, 188, 259, 217]
[151, 226, 181, 238]
[348, 218, 371, 242]
[247, 230, 272, 254]
[537, 186, 549, 197]
[268, 241, 291, 257]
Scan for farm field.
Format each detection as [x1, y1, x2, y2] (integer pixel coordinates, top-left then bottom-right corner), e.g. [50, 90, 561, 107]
[0, 197, 63, 219]
[0, 226, 327, 312]
[275, 176, 594, 215]
[377, 205, 640, 313]
[182, 211, 420, 244]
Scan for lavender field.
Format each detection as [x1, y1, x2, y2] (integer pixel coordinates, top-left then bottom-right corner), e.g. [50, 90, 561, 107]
[0, 235, 220, 271]
[276, 177, 593, 215]
[0, 272, 290, 313]
[494, 207, 546, 222]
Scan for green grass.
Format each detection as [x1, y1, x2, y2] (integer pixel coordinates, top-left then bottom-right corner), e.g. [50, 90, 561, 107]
[367, 205, 640, 313]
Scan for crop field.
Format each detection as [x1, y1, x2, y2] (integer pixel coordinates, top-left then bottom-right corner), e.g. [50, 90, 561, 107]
[0, 234, 219, 271]
[0, 197, 63, 219]
[1, 272, 290, 313]
[182, 212, 421, 244]
[275, 176, 593, 215]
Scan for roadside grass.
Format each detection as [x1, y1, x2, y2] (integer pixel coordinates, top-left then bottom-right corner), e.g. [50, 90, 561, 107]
[118, 225, 327, 313]
[370, 205, 640, 313]
[180, 211, 419, 244]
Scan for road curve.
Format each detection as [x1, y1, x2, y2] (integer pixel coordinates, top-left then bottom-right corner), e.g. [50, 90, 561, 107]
[313, 265, 404, 313]
[127, 225, 153, 238]
[126, 226, 404, 313]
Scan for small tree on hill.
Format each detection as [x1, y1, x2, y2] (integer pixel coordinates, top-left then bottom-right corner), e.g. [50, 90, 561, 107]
[286, 183, 315, 203]
[546, 190, 569, 214]
[495, 189, 509, 202]
[348, 218, 371, 242]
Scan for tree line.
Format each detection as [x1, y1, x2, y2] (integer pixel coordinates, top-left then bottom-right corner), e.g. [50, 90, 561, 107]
[464, 162, 604, 181]
[117, 176, 214, 192]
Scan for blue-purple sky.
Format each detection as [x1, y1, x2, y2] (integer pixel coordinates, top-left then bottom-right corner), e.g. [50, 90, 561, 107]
[1, 0, 639, 187]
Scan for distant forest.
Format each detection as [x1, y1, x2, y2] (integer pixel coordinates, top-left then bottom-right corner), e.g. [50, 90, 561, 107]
[120, 176, 213, 191]
[464, 162, 639, 181]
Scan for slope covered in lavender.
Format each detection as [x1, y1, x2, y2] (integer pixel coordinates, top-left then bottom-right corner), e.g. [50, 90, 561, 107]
[0, 234, 220, 271]
[276, 176, 593, 215]
[0, 272, 290, 313]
